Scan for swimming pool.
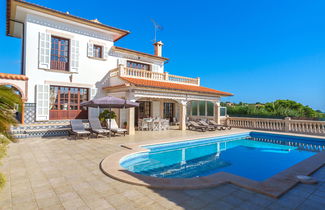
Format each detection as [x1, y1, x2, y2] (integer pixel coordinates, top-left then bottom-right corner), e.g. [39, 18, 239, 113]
[120, 132, 325, 181]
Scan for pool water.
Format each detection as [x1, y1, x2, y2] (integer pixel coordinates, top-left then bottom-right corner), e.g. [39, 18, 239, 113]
[120, 132, 325, 181]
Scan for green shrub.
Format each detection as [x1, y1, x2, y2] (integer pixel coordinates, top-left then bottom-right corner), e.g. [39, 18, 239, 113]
[98, 110, 116, 123]
[226, 100, 325, 120]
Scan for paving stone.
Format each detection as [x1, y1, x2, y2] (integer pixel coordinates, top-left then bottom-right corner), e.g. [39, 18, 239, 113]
[2, 130, 325, 210]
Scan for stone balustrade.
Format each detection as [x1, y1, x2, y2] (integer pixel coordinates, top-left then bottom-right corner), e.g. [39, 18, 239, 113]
[109, 65, 200, 85]
[226, 117, 325, 136]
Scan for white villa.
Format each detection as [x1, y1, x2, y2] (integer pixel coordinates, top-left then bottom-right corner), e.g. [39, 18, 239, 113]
[2, 0, 233, 136]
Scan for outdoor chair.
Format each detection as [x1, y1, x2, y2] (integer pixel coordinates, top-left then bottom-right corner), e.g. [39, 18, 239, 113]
[199, 120, 216, 131]
[172, 117, 180, 126]
[70, 120, 91, 140]
[161, 119, 170, 130]
[138, 119, 150, 131]
[88, 118, 110, 138]
[106, 119, 127, 136]
[209, 120, 232, 130]
[187, 121, 208, 132]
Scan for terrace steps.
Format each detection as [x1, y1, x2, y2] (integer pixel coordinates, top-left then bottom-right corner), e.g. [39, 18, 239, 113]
[10, 120, 89, 138]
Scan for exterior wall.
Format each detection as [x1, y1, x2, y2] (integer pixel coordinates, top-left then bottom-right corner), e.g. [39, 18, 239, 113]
[22, 13, 165, 122]
[152, 101, 160, 118]
[24, 14, 117, 103]
[24, 103, 36, 124]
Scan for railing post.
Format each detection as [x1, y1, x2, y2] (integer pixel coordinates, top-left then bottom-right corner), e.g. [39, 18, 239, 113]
[164, 72, 169, 81]
[284, 117, 291, 132]
[118, 64, 124, 76]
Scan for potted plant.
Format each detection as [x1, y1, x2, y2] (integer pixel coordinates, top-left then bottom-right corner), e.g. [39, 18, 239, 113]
[123, 121, 127, 129]
[98, 110, 116, 127]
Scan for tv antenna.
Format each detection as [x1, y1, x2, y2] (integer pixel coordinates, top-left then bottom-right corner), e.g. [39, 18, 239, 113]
[150, 19, 163, 43]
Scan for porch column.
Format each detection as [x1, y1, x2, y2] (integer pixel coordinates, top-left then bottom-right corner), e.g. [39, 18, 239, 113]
[214, 102, 221, 124]
[179, 100, 187, 130]
[127, 107, 135, 135]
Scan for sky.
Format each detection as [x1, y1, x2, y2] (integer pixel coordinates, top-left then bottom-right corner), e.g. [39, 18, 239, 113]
[0, 0, 324, 111]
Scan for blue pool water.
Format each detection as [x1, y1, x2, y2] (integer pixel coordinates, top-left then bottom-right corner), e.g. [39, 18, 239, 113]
[120, 132, 325, 181]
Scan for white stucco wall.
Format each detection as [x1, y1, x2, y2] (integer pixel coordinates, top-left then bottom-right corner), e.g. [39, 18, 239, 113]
[24, 14, 117, 103]
[23, 13, 166, 104]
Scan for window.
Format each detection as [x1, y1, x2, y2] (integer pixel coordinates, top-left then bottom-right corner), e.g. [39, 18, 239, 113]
[220, 107, 227, 117]
[199, 101, 206, 116]
[207, 102, 214, 116]
[51, 36, 69, 71]
[127, 61, 151, 70]
[190, 101, 214, 117]
[163, 103, 174, 120]
[138, 101, 151, 118]
[93, 45, 103, 58]
[191, 101, 198, 116]
[49, 86, 89, 120]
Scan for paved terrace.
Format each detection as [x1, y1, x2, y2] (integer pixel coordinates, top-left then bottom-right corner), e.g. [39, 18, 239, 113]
[0, 129, 324, 210]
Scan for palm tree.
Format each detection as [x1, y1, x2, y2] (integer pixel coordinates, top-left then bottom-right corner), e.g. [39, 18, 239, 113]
[0, 85, 22, 141]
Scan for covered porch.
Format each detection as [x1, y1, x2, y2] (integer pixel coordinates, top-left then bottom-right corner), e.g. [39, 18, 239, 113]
[103, 87, 226, 133]
[101, 65, 233, 134]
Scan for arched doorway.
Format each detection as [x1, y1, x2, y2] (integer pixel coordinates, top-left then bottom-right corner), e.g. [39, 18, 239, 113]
[0, 73, 28, 124]
[0, 83, 27, 124]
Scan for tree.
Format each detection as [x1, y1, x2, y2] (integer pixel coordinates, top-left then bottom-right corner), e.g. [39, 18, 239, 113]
[226, 99, 325, 120]
[0, 85, 22, 141]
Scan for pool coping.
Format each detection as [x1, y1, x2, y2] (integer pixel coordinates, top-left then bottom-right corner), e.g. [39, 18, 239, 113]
[100, 131, 325, 198]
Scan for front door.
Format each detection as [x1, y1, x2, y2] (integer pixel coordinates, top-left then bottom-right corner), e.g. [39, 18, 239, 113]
[49, 86, 88, 120]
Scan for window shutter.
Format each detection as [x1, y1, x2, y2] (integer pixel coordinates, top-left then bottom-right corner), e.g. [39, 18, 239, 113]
[87, 42, 94, 57]
[35, 84, 50, 121]
[38, 32, 51, 69]
[70, 39, 79, 73]
[104, 46, 109, 59]
[88, 88, 98, 119]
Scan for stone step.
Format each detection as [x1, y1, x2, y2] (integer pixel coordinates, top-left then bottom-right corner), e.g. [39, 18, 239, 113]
[11, 120, 91, 139]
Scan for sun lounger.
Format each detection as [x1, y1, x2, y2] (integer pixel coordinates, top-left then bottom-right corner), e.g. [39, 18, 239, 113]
[199, 120, 216, 131]
[106, 119, 127, 136]
[188, 121, 208, 132]
[209, 120, 232, 130]
[70, 120, 91, 140]
[89, 118, 110, 138]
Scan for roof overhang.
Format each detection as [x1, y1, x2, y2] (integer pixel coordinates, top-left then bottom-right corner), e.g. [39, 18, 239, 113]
[6, 0, 130, 41]
[104, 77, 233, 97]
[112, 46, 169, 62]
[0, 73, 28, 80]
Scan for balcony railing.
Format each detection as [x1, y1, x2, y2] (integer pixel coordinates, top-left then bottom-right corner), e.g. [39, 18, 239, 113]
[109, 65, 200, 86]
[226, 117, 325, 136]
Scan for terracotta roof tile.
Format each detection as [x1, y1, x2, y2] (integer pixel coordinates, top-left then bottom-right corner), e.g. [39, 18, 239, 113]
[0, 73, 28, 81]
[119, 77, 233, 96]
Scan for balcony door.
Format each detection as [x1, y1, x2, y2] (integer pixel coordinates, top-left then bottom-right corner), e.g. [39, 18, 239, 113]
[163, 103, 174, 121]
[51, 36, 69, 71]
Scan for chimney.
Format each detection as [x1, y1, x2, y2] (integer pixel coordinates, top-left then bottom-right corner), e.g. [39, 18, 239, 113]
[153, 41, 164, 57]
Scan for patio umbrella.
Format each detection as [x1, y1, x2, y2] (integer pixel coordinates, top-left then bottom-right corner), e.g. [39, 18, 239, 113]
[80, 96, 139, 109]
[80, 96, 139, 138]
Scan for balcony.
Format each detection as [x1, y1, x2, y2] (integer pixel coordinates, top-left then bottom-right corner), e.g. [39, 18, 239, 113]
[109, 65, 200, 86]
